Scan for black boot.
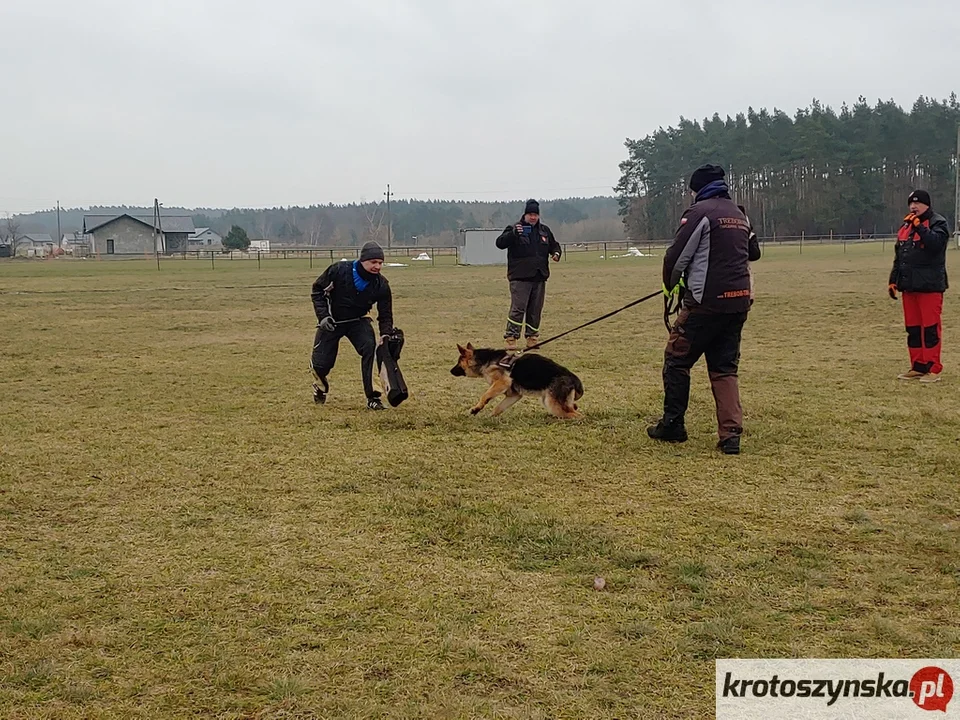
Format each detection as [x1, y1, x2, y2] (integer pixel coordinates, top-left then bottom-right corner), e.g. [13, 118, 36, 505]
[717, 436, 740, 455]
[366, 393, 385, 411]
[647, 419, 688, 443]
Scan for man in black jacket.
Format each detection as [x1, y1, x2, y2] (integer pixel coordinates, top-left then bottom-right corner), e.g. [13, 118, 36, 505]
[310, 241, 397, 409]
[647, 164, 753, 455]
[495, 199, 562, 351]
[889, 189, 950, 383]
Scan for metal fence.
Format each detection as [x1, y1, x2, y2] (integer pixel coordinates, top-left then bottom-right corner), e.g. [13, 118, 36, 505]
[5, 233, 955, 271]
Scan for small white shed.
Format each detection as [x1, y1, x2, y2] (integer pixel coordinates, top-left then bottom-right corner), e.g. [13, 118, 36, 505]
[459, 228, 505, 266]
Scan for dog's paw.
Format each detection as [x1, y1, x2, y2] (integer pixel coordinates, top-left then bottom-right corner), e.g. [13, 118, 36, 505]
[469, 406, 482, 415]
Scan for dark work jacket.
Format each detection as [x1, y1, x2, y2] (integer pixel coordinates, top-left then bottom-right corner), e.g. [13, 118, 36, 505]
[311, 260, 394, 336]
[663, 194, 752, 313]
[889, 210, 950, 293]
[495, 220, 561, 282]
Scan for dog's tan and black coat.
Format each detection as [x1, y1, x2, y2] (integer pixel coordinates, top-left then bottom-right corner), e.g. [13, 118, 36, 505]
[450, 344, 583, 419]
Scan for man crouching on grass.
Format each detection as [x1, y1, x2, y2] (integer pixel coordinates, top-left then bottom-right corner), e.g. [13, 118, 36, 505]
[310, 241, 398, 410]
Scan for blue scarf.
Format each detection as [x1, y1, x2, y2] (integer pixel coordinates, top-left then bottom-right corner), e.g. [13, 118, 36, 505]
[695, 179, 730, 202]
[352, 260, 369, 292]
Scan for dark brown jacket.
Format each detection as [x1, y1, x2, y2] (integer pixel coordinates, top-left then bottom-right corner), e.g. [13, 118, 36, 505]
[663, 195, 753, 313]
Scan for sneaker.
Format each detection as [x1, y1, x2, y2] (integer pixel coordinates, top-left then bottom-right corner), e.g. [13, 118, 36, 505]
[366, 396, 385, 410]
[898, 370, 925, 380]
[919, 372, 942, 384]
[504, 336, 519, 352]
[717, 436, 741, 455]
[312, 383, 326, 404]
[525, 335, 540, 350]
[646, 419, 688, 443]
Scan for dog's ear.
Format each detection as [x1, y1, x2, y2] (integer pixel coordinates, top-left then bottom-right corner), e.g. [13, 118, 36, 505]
[466, 342, 474, 351]
[457, 344, 466, 355]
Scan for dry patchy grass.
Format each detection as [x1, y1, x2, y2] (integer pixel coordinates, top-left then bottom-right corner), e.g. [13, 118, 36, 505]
[1, 244, 958, 718]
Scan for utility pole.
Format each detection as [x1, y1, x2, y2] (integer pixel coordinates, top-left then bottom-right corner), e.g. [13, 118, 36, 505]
[954, 123, 959, 243]
[384, 183, 392, 248]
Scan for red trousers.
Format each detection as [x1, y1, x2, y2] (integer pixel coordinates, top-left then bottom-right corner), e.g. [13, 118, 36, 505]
[902, 291, 943, 374]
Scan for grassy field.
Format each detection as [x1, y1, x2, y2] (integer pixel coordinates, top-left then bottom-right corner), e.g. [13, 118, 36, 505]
[1, 244, 959, 719]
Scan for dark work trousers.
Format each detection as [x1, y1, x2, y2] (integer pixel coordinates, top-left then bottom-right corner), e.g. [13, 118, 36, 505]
[662, 307, 748, 441]
[504, 279, 547, 338]
[310, 319, 378, 399]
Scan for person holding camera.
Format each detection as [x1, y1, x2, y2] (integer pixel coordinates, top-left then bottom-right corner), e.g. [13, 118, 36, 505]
[310, 241, 398, 410]
[495, 199, 562, 351]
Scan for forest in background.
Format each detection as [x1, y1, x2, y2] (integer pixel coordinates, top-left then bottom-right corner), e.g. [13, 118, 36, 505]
[616, 94, 960, 239]
[11, 197, 622, 248]
[9, 94, 959, 247]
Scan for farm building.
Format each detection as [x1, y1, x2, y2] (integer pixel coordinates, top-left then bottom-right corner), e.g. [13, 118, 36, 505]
[82, 213, 195, 255]
[189, 227, 223, 250]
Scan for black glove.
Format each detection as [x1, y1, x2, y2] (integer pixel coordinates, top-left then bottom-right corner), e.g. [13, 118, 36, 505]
[318, 316, 336, 332]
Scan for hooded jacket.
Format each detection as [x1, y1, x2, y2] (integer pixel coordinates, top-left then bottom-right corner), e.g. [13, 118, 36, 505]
[663, 184, 753, 313]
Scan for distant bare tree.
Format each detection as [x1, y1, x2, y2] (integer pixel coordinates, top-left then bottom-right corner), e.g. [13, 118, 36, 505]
[1, 216, 25, 256]
[362, 204, 385, 245]
[255, 212, 270, 240]
[305, 213, 328, 246]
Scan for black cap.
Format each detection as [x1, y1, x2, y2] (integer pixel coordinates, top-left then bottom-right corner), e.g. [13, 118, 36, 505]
[689, 164, 725, 192]
[524, 199, 540, 216]
[907, 189, 931, 207]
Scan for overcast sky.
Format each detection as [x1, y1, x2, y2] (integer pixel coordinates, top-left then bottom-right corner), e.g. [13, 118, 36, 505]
[1, 0, 958, 213]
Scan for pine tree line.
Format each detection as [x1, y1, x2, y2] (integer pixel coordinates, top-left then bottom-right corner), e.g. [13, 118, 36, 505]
[615, 95, 960, 239]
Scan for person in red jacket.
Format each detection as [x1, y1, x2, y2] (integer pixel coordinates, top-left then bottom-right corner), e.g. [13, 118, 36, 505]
[889, 190, 950, 383]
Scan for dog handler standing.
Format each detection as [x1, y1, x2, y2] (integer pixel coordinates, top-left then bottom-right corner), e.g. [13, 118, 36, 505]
[647, 164, 754, 455]
[310, 241, 399, 410]
[495, 199, 562, 351]
[888, 189, 950, 383]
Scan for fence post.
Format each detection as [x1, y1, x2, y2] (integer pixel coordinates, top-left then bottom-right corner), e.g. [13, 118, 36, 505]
[258, 251, 261, 270]
[431, 247, 435, 267]
[211, 251, 215, 269]
[156, 250, 160, 271]
[309, 250, 313, 269]
[800, 231, 804, 254]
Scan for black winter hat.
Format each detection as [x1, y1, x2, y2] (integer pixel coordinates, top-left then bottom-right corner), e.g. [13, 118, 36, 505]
[689, 164, 726, 192]
[907, 189, 931, 207]
[524, 199, 540, 216]
[360, 241, 384, 262]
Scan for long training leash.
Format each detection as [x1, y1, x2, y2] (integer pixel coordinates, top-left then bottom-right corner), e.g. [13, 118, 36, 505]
[511, 288, 670, 360]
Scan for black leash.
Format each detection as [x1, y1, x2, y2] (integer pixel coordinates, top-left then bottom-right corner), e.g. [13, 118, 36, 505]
[514, 289, 664, 357]
[663, 291, 683, 332]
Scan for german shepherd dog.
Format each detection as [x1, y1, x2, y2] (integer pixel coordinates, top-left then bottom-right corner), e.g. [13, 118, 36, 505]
[450, 343, 584, 419]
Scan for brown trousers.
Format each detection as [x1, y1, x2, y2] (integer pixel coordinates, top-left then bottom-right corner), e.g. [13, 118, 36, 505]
[661, 307, 748, 441]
